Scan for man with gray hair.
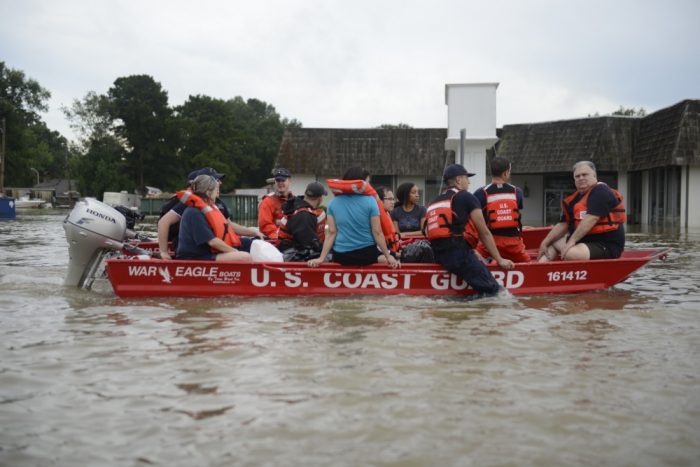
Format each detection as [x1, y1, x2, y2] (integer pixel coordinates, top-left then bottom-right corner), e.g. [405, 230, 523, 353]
[157, 167, 229, 259]
[538, 161, 626, 262]
[176, 175, 264, 261]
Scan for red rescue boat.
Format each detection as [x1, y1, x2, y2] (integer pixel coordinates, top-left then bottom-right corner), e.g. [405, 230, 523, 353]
[105, 248, 668, 298]
[62, 198, 668, 299]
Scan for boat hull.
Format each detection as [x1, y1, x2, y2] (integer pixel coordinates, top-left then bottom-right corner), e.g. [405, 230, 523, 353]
[105, 248, 668, 298]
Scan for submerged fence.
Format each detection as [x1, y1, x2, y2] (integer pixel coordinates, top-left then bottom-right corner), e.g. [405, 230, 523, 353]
[139, 194, 259, 223]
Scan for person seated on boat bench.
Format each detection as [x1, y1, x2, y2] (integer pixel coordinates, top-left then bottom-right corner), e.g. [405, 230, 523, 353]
[157, 168, 230, 259]
[375, 186, 402, 257]
[376, 186, 434, 263]
[176, 175, 253, 262]
[472, 156, 530, 263]
[426, 164, 514, 296]
[538, 160, 626, 262]
[158, 167, 262, 259]
[308, 167, 399, 269]
[278, 181, 328, 262]
[391, 182, 427, 238]
[258, 167, 294, 245]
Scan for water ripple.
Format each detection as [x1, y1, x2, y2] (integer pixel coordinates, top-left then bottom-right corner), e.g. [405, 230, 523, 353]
[1, 215, 699, 466]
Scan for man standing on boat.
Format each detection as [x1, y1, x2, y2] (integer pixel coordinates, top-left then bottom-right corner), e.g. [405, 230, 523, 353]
[473, 156, 530, 263]
[258, 167, 294, 243]
[426, 164, 514, 296]
[538, 160, 626, 262]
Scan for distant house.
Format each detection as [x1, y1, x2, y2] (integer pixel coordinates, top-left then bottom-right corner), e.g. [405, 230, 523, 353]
[277, 127, 449, 205]
[32, 178, 80, 207]
[277, 99, 700, 228]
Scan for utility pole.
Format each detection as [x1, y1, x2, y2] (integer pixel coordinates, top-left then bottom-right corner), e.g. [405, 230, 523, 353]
[0, 117, 6, 195]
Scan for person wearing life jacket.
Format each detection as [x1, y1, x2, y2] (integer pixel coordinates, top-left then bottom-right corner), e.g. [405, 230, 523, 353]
[473, 157, 530, 263]
[278, 181, 328, 261]
[376, 186, 401, 250]
[538, 160, 626, 262]
[176, 175, 256, 262]
[425, 164, 514, 296]
[258, 167, 294, 243]
[324, 175, 401, 254]
[307, 167, 399, 269]
[157, 167, 232, 259]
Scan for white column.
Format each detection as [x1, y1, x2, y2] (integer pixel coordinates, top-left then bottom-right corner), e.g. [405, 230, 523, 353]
[444, 83, 499, 191]
[686, 166, 700, 228]
[617, 170, 628, 226]
[641, 171, 650, 226]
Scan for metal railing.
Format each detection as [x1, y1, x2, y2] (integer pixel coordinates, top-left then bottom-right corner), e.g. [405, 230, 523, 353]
[139, 194, 259, 222]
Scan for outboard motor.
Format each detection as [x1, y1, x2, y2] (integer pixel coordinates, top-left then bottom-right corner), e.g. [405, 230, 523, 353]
[63, 198, 129, 288]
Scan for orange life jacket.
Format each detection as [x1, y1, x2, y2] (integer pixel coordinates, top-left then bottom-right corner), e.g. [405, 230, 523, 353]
[177, 190, 241, 248]
[326, 179, 400, 252]
[425, 188, 473, 244]
[278, 206, 327, 243]
[562, 182, 626, 234]
[481, 184, 521, 231]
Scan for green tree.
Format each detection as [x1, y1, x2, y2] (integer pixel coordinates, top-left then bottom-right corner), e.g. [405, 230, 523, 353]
[68, 135, 131, 197]
[63, 91, 126, 196]
[107, 75, 179, 192]
[176, 95, 301, 190]
[63, 91, 113, 151]
[0, 62, 70, 188]
[376, 123, 413, 129]
[612, 106, 646, 117]
[175, 95, 237, 190]
[64, 74, 301, 195]
[228, 97, 290, 188]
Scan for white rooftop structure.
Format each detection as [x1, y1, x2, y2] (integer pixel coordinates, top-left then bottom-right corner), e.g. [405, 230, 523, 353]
[444, 83, 499, 190]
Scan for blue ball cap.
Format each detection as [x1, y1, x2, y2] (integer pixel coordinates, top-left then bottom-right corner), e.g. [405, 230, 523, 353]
[187, 167, 225, 182]
[272, 167, 291, 180]
[443, 164, 475, 181]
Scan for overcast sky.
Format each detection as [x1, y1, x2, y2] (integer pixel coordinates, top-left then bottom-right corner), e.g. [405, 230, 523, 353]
[3, 0, 699, 140]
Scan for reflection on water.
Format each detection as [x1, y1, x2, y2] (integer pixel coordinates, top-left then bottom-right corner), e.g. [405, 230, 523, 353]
[1, 213, 699, 466]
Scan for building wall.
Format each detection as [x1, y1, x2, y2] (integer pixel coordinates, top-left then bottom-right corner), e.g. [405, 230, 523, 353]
[511, 174, 545, 227]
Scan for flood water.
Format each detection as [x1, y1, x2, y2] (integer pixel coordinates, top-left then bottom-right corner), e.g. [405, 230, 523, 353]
[1, 211, 699, 466]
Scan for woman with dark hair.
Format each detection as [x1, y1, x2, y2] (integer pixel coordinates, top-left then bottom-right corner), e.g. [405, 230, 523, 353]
[391, 182, 427, 238]
[308, 167, 399, 268]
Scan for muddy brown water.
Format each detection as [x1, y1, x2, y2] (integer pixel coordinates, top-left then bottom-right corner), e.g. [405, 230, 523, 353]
[1, 212, 699, 466]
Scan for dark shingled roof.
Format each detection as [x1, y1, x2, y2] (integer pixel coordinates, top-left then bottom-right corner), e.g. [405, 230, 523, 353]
[634, 99, 700, 170]
[277, 128, 449, 176]
[276, 100, 700, 176]
[497, 99, 700, 173]
[496, 117, 637, 174]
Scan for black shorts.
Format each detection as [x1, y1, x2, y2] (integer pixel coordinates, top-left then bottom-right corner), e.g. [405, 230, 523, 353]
[239, 236, 253, 252]
[332, 245, 379, 266]
[584, 241, 621, 259]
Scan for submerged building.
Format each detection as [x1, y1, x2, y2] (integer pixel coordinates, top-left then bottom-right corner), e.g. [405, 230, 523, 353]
[277, 92, 700, 229]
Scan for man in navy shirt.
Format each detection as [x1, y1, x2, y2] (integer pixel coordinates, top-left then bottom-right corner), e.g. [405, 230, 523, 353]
[425, 164, 514, 296]
[473, 156, 530, 263]
[176, 175, 253, 261]
[158, 167, 263, 259]
[538, 160, 626, 261]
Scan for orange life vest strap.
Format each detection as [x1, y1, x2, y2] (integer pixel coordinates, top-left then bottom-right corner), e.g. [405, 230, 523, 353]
[176, 190, 241, 248]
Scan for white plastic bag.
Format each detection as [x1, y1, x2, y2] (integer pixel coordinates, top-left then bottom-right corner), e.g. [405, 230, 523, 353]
[250, 239, 284, 262]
